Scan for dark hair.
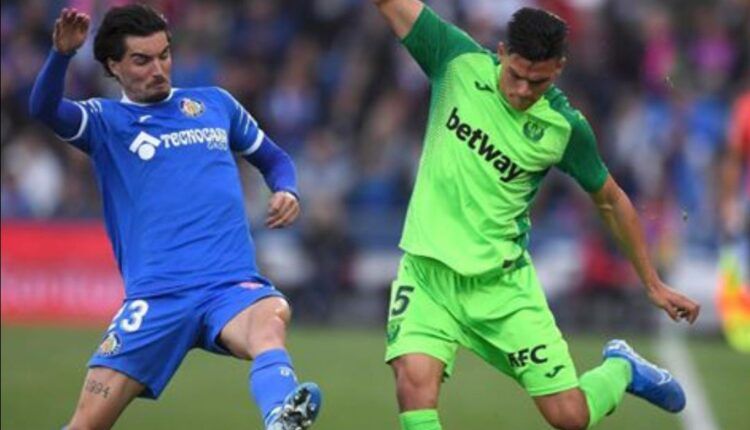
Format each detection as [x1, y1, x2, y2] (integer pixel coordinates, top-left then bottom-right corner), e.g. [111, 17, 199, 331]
[506, 7, 568, 61]
[93, 4, 170, 76]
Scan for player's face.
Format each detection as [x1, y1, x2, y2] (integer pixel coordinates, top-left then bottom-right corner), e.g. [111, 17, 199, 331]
[109, 31, 172, 103]
[497, 43, 564, 111]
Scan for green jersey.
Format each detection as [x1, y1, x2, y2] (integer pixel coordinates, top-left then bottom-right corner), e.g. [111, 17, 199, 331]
[399, 6, 608, 276]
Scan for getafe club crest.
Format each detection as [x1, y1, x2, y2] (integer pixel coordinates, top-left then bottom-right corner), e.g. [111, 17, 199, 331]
[98, 332, 122, 356]
[523, 119, 546, 142]
[180, 98, 205, 118]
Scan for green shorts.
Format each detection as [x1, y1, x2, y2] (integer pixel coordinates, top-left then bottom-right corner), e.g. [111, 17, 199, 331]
[385, 253, 579, 397]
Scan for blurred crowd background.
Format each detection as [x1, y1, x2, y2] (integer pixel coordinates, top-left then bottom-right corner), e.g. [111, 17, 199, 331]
[1, 0, 748, 328]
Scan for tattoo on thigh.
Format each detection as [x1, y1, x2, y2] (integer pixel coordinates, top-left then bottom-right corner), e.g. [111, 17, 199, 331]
[85, 379, 111, 399]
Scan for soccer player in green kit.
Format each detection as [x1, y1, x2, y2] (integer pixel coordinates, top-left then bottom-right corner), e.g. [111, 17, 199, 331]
[372, 1, 701, 429]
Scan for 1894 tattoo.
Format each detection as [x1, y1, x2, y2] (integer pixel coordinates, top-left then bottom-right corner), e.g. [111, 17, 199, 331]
[85, 379, 111, 398]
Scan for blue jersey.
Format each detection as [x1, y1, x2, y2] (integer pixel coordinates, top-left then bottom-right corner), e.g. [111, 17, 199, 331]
[65, 87, 268, 298]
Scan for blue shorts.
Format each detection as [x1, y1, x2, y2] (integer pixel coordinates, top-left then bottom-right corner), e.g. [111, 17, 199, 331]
[88, 280, 284, 399]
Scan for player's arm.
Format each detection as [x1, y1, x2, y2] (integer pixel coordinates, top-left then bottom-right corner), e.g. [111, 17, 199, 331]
[372, 0, 424, 39]
[28, 9, 90, 142]
[591, 176, 700, 323]
[218, 88, 300, 229]
[557, 115, 699, 323]
[243, 138, 301, 229]
[372, 0, 483, 78]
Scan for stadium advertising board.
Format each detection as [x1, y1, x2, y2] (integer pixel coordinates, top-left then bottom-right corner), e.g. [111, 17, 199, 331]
[1, 222, 123, 324]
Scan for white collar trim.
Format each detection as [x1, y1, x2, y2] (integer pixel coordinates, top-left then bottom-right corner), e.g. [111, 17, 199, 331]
[120, 88, 177, 106]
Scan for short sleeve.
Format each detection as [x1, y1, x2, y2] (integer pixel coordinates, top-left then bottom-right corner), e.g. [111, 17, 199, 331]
[214, 87, 265, 155]
[556, 113, 609, 193]
[401, 6, 485, 79]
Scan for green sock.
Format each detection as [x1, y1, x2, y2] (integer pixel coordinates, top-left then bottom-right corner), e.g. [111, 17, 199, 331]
[399, 409, 442, 430]
[579, 357, 632, 428]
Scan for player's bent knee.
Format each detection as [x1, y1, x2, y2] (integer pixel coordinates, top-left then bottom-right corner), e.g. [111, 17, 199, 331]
[395, 375, 439, 408]
[272, 298, 292, 324]
[221, 298, 293, 360]
[542, 408, 589, 430]
[535, 388, 589, 430]
[245, 299, 291, 358]
[251, 297, 291, 325]
[249, 314, 286, 343]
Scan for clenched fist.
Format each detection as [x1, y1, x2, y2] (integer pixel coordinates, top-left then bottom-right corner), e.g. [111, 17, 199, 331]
[647, 282, 701, 324]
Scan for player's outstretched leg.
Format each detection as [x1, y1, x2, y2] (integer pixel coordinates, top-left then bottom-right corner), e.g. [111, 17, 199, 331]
[265, 382, 322, 430]
[603, 339, 686, 413]
[217, 296, 323, 429]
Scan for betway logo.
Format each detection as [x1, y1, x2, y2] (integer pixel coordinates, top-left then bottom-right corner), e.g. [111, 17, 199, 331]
[445, 108, 525, 182]
[129, 128, 229, 161]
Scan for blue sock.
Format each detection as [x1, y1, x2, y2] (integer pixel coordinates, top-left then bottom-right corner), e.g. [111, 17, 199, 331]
[250, 348, 298, 424]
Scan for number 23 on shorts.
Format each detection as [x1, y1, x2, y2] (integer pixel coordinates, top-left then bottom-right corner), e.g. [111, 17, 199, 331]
[108, 299, 150, 333]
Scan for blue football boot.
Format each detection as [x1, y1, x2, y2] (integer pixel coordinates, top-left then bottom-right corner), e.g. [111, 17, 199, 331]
[266, 382, 322, 430]
[603, 339, 686, 413]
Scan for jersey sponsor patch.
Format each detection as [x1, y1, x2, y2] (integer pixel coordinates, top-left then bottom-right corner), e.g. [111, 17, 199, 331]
[128, 128, 229, 161]
[129, 131, 161, 160]
[445, 107, 527, 182]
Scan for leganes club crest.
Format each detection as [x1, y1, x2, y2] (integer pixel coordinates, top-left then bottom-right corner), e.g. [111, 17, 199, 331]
[523, 119, 546, 142]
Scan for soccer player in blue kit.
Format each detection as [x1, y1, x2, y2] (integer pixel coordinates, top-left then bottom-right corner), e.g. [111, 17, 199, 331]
[29, 6, 321, 430]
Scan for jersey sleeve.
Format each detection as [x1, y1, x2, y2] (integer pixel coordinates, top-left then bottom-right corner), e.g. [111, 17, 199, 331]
[28, 50, 97, 154]
[556, 113, 609, 193]
[214, 87, 266, 155]
[64, 99, 106, 154]
[401, 6, 485, 79]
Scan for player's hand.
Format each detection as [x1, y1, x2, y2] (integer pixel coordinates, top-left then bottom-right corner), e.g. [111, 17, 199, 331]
[647, 282, 701, 324]
[266, 191, 300, 229]
[53, 8, 90, 55]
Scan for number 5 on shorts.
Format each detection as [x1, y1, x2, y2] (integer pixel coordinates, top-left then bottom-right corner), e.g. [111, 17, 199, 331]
[390, 285, 415, 317]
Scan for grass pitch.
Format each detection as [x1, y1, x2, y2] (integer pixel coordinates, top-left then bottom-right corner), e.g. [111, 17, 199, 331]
[2, 326, 746, 429]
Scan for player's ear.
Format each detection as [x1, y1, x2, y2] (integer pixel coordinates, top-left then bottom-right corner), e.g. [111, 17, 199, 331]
[108, 59, 122, 81]
[555, 56, 567, 77]
[497, 42, 506, 58]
